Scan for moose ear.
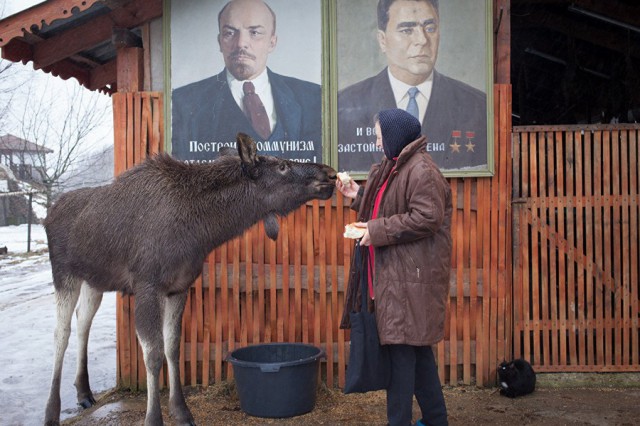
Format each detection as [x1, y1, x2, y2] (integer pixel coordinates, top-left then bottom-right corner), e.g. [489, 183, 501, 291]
[263, 213, 279, 241]
[236, 132, 258, 167]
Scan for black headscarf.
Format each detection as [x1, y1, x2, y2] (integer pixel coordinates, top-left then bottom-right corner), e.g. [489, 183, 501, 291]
[378, 108, 422, 160]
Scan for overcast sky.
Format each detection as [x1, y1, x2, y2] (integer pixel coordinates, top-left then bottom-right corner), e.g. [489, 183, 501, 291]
[2, 0, 43, 16]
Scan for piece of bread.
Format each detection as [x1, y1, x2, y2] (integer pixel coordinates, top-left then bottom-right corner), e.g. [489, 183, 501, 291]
[343, 223, 366, 239]
[337, 172, 351, 186]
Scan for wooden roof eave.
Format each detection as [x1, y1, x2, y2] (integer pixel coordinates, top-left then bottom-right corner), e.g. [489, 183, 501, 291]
[0, 0, 163, 94]
[0, 0, 103, 48]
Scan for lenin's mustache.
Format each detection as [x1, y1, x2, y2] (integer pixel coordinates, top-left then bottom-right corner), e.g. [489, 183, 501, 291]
[230, 49, 256, 61]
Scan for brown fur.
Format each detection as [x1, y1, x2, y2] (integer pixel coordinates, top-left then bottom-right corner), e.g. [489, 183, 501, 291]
[43, 133, 336, 426]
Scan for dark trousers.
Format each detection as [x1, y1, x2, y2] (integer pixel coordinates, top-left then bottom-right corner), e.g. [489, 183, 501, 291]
[386, 345, 448, 426]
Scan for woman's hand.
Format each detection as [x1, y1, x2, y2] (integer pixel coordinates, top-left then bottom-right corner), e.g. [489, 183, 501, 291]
[336, 178, 360, 199]
[357, 222, 372, 246]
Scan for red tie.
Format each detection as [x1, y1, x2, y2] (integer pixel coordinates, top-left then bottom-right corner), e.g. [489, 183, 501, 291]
[242, 81, 271, 140]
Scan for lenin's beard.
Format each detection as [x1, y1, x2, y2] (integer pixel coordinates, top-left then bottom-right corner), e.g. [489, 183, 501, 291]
[228, 49, 257, 80]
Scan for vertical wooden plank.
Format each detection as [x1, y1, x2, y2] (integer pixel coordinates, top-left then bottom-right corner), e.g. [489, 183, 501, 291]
[294, 209, 303, 342]
[336, 195, 346, 387]
[179, 293, 186, 385]
[320, 198, 330, 384]
[119, 295, 131, 388]
[583, 130, 594, 366]
[113, 94, 128, 177]
[481, 177, 491, 384]
[630, 129, 639, 366]
[313, 201, 322, 349]
[125, 93, 134, 169]
[257, 224, 265, 343]
[190, 285, 198, 386]
[244, 231, 253, 345]
[620, 130, 630, 366]
[330, 193, 341, 387]
[544, 131, 558, 367]
[269, 234, 277, 343]
[498, 85, 512, 365]
[326, 195, 336, 388]
[450, 180, 459, 385]
[232, 238, 241, 353]
[281, 215, 290, 341]
[219, 243, 231, 377]
[602, 130, 612, 367]
[150, 95, 162, 155]
[202, 325, 210, 387]
[463, 180, 472, 385]
[593, 130, 604, 367]
[511, 133, 522, 362]
[207, 253, 216, 384]
[611, 130, 622, 367]
[490, 128, 500, 376]
[529, 131, 539, 365]
[469, 180, 479, 385]
[214, 252, 223, 382]
[306, 204, 314, 344]
[538, 130, 549, 367]
[574, 130, 585, 367]
[555, 130, 567, 366]
[566, 130, 578, 367]
[133, 92, 142, 164]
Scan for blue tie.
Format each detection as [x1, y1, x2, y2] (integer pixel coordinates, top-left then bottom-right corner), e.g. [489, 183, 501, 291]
[406, 87, 420, 120]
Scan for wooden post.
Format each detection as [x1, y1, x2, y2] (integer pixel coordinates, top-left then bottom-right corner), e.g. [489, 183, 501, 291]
[494, 0, 511, 84]
[114, 28, 144, 92]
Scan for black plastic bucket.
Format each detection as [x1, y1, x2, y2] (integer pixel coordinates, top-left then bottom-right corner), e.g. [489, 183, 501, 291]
[227, 343, 325, 418]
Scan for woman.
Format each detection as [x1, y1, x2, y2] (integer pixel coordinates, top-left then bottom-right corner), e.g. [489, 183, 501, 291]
[338, 108, 452, 426]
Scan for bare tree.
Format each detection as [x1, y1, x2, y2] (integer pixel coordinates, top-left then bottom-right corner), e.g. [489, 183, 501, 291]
[14, 80, 111, 206]
[0, 59, 29, 131]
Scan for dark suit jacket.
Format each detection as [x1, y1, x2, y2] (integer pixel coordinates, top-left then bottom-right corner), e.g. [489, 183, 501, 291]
[172, 68, 322, 162]
[338, 68, 487, 172]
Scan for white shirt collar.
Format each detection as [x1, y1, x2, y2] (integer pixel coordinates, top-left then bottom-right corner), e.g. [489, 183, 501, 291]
[387, 69, 433, 123]
[227, 68, 276, 133]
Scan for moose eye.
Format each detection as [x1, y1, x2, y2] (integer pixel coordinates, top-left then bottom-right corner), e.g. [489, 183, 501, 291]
[278, 162, 288, 173]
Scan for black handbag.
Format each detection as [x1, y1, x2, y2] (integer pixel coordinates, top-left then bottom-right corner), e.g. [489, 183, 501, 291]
[343, 243, 390, 394]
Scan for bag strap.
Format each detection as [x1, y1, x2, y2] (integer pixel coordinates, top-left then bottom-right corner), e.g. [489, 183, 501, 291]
[357, 242, 369, 311]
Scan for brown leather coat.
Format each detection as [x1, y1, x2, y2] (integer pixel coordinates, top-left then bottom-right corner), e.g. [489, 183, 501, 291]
[350, 136, 452, 346]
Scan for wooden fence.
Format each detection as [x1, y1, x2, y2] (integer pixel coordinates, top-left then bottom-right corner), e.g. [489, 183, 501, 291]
[112, 86, 514, 390]
[512, 125, 640, 372]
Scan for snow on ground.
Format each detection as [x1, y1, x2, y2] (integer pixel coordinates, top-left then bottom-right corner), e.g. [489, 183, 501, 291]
[0, 224, 116, 426]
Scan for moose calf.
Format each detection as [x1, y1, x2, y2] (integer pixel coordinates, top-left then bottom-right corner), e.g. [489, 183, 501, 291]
[43, 133, 336, 425]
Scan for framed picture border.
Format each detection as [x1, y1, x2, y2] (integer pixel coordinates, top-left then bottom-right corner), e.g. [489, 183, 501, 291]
[329, 0, 494, 179]
[163, 0, 327, 164]
[163, 0, 493, 178]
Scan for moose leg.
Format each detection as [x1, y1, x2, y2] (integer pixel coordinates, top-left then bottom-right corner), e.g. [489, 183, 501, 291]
[164, 291, 195, 425]
[74, 284, 103, 408]
[135, 292, 166, 426]
[45, 276, 82, 426]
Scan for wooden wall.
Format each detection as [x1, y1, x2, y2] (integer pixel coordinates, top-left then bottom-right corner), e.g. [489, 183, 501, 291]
[112, 84, 513, 389]
[512, 125, 640, 372]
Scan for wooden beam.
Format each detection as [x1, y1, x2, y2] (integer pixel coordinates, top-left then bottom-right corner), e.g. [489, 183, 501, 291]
[0, 0, 100, 47]
[90, 59, 117, 91]
[42, 58, 91, 88]
[494, 0, 511, 84]
[112, 28, 143, 49]
[31, 0, 161, 69]
[1, 39, 32, 62]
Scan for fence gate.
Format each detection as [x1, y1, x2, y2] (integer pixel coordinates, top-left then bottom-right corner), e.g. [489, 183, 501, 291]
[512, 125, 639, 372]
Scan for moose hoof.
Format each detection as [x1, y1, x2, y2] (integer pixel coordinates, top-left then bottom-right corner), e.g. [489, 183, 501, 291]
[78, 396, 96, 409]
